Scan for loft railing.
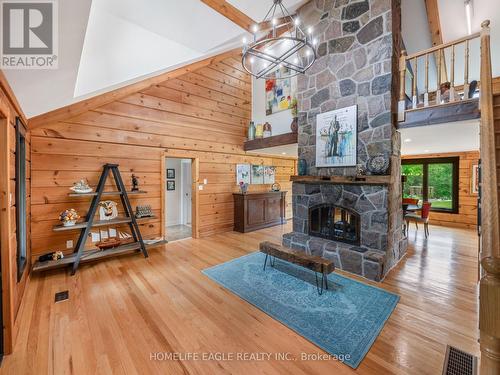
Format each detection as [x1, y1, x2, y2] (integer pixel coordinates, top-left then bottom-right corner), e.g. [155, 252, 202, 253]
[477, 20, 500, 375]
[398, 30, 481, 122]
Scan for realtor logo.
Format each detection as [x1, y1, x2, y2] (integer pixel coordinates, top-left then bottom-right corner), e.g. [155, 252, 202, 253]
[1, 0, 58, 69]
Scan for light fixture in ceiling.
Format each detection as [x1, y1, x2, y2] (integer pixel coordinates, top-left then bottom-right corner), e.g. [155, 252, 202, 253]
[465, 0, 473, 35]
[241, 0, 316, 80]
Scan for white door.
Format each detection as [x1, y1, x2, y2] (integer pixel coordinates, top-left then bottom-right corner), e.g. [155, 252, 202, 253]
[181, 160, 192, 225]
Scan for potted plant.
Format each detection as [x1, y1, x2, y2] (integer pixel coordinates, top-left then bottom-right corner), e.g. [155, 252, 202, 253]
[59, 209, 80, 227]
[290, 97, 298, 133]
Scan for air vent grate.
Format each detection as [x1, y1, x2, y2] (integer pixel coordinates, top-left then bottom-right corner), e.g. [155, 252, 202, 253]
[442, 345, 478, 375]
[54, 290, 69, 303]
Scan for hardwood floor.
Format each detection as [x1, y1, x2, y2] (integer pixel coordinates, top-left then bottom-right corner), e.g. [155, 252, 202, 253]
[1, 224, 480, 374]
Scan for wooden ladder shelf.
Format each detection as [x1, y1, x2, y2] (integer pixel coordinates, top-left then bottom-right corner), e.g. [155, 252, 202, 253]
[32, 164, 150, 274]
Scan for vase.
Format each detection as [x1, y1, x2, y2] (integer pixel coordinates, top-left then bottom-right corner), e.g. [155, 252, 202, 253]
[247, 121, 256, 140]
[290, 117, 298, 133]
[63, 220, 76, 227]
[298, 159, 307, 176]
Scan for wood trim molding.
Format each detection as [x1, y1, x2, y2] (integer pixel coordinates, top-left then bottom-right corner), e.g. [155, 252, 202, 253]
[28, 48, 242, 129]
[200, 0, 255, 31]
[0, 71, 27, 124]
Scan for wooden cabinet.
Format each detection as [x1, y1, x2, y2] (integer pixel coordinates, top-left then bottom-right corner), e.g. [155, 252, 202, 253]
[233, 191, 287, 233]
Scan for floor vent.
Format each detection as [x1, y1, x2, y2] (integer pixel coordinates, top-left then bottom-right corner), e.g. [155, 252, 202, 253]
[54, 290, 69, 303]
[442, 345, 478, 375]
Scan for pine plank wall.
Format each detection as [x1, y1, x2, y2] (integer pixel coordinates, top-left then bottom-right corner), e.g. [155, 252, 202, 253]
[30, 56, 296, 260]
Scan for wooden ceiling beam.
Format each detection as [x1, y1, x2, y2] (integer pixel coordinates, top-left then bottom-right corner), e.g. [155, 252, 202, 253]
[28, 48, 242, 129]
[200, 0, 255, 31]
[424, 0, 443, 46]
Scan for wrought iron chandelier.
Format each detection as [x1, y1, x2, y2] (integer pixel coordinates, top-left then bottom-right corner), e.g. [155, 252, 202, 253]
[241, 0, 317, 80]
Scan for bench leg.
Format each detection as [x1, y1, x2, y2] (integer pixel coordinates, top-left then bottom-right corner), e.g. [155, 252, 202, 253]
[263, 253, 268, 271]
[324, 271, 328, 290]
[315, 272, 326, 295]
[270, 256, 275, 267]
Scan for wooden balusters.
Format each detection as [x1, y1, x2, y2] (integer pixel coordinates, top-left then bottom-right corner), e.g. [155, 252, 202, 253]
[424, 53, 429, 107]
[450, 44, 456, 102]
[412, 58, 418, 109]
[464, 39, 470, 99]
[478, 19, 500, 375]
[398, 50, 407, 121]
[436, 48, 442, 104]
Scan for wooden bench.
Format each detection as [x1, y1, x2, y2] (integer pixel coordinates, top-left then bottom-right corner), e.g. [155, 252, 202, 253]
[259, 241, 335, 295]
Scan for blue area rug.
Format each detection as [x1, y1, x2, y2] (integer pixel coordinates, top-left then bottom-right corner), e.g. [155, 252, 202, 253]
[202, 252, 399, 368]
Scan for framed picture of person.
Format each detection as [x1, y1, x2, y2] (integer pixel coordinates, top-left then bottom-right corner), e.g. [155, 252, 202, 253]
[315, 105, 357, 168]
[167, 169, 175, 179]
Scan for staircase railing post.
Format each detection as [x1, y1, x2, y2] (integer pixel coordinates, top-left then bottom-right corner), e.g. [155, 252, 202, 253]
[478, 19, 500, 375]
[398, 50, 407, 122]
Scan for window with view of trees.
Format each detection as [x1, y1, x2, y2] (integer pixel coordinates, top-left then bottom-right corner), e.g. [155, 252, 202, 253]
[401, 157, 459, 213]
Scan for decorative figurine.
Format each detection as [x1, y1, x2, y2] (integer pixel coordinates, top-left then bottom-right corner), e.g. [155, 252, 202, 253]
[98, 201, 118, 221]
[131, 174, 139, 191]
[38, 251, 64, 262]
[59, 209, 80, 226]
[263, 122, 272, 138]
[298, 159, 308, 176]
[356, 163, 367, 176]
[271, 182, 281, 192]
[70, 179, 92, 194]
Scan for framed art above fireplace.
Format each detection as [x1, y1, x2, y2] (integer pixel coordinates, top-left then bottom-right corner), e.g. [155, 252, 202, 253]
[315, 105, 357, 168]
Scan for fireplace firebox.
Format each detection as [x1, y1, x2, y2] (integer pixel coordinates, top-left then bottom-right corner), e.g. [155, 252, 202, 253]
[308, 204, 360, 245]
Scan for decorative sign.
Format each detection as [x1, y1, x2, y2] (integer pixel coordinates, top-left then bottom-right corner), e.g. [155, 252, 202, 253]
[315, 105, 357, 168]
[471, 164, 479, 194]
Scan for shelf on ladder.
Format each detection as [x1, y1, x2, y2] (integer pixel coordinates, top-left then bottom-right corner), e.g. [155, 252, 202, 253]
[31, 241, 167, 273]
[53, 216, 157, 232]
[68, 190, 147, 197]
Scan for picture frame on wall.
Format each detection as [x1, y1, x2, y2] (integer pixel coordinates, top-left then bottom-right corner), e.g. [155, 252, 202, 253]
[236, 164, 251, 185]
[265, 66, 293, 115]
[250, 165, 264, 184]
[315, 105, 357, 168]
[263, 166, 276, 184]
[167, 169, 175, 179]
[167, 180, 176, 191]
[471, 164, 479, 194]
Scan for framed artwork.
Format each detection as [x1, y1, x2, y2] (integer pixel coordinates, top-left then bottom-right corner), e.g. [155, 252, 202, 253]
[236, 164, 251, 185]
[265, 66, 292, 115]
[167, 169, 175, 179]
[315, 105, 357, 168]
[250, 165, 264, 184]
[263, 166, 276, 184]
[167, 180, 176, 191]
[471, 164, 479, 194]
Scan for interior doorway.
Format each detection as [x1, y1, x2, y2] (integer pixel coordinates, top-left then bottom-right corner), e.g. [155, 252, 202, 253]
[165, 158, 193, 242]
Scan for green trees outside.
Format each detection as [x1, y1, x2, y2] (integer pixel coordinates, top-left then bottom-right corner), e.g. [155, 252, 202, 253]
[402, 162, 454, 209]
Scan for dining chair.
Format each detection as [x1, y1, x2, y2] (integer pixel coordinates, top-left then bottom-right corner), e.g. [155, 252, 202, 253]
[402, 198, 419, 205]
[404, 202, 432, 238]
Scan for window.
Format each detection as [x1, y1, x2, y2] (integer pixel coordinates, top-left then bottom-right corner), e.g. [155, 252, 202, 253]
[16, 117, 27, 281]
[402, 157, 459, 213]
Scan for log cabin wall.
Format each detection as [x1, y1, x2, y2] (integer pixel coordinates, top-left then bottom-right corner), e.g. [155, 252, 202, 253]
[402, 151, 479, 229]
[30, 56, 296, 258]
[0, 71, 31, 354]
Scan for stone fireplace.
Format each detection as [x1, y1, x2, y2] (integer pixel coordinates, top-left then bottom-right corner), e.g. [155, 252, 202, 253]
[283, 0, 407, 281]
